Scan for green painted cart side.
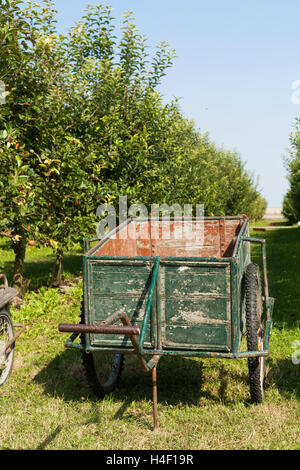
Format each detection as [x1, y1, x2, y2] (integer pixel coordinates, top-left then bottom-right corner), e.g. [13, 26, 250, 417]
[59, 216, 274, 429]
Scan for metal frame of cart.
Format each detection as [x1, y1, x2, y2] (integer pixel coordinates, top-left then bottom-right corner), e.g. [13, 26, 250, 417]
[59, 216, 274, 429]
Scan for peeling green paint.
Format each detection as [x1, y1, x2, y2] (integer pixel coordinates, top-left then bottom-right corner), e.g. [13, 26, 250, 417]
[74, 216, 274, 361]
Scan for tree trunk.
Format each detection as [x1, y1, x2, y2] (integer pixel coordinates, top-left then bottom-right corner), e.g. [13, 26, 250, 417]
[12, 235, 27, 294]
[51, 248, 64, 287]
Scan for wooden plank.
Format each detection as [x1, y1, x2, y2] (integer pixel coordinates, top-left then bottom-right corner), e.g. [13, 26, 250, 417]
[91, 218, 242, 259]
[93, 237, 137, 257]
[163, 324, 230, 350]
[91, 296, 153, 347]
[164, 298, 229, 323]
[164, 264, 228, 297]
[159, 261, 231, 351]
[86, 259, 156, 349]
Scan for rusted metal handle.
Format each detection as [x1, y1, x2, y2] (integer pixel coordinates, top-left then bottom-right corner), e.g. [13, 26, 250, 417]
[5, 323, 25, 354]
[152, 355, 160, 430]
[59, 310, 152, 373]
[58, 323, 140, 336]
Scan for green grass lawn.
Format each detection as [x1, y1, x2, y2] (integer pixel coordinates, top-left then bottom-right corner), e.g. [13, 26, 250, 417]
[0, 222, 299, 450]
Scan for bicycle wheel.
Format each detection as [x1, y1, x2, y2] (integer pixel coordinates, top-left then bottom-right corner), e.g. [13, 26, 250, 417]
[0, 308, 15, 386]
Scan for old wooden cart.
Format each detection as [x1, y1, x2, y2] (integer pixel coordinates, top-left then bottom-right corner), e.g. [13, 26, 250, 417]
[59, 216, 274, 428]
[0, 274, 25, 386]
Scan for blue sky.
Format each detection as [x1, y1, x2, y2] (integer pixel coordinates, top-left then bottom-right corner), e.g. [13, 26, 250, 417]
[53, 0, 300, 207]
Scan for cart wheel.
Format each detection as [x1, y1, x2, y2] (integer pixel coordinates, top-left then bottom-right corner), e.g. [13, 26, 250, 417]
[82, 351, 124, 398]
[0, 308, 15, 387]
[80, 303, 124, 398]
[245, 263, 265, 403]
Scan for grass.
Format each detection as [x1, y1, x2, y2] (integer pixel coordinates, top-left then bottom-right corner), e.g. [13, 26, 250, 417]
[0, 221, 299, 450]
[0, 238, 82, 291]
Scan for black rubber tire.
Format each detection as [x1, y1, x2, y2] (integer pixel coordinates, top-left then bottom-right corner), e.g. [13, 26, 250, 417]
[0, 308, 15, 387]
[80, 301, 124, 398]
[245, 263, 265, 403]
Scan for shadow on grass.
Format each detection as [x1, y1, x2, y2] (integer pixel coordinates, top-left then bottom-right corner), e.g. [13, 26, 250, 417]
[1, 252, 82, 291]
[25, 253, 83, 290]
[266, 357, 300, 400]
[33, 346, 300, 405]
[35, 397, 106, 449]
[33, 348, 300, 440]
[33, 349, 89, 401]
[34, 357, 240, 446]
[36, 425, 63, 450]
[33, 349, 250, 408]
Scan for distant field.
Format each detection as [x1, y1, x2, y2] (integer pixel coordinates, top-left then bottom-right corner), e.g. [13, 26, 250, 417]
[0, 221, 299, 450]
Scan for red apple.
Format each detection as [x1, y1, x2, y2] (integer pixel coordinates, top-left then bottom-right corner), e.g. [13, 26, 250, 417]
[28, 240, 35, 246]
